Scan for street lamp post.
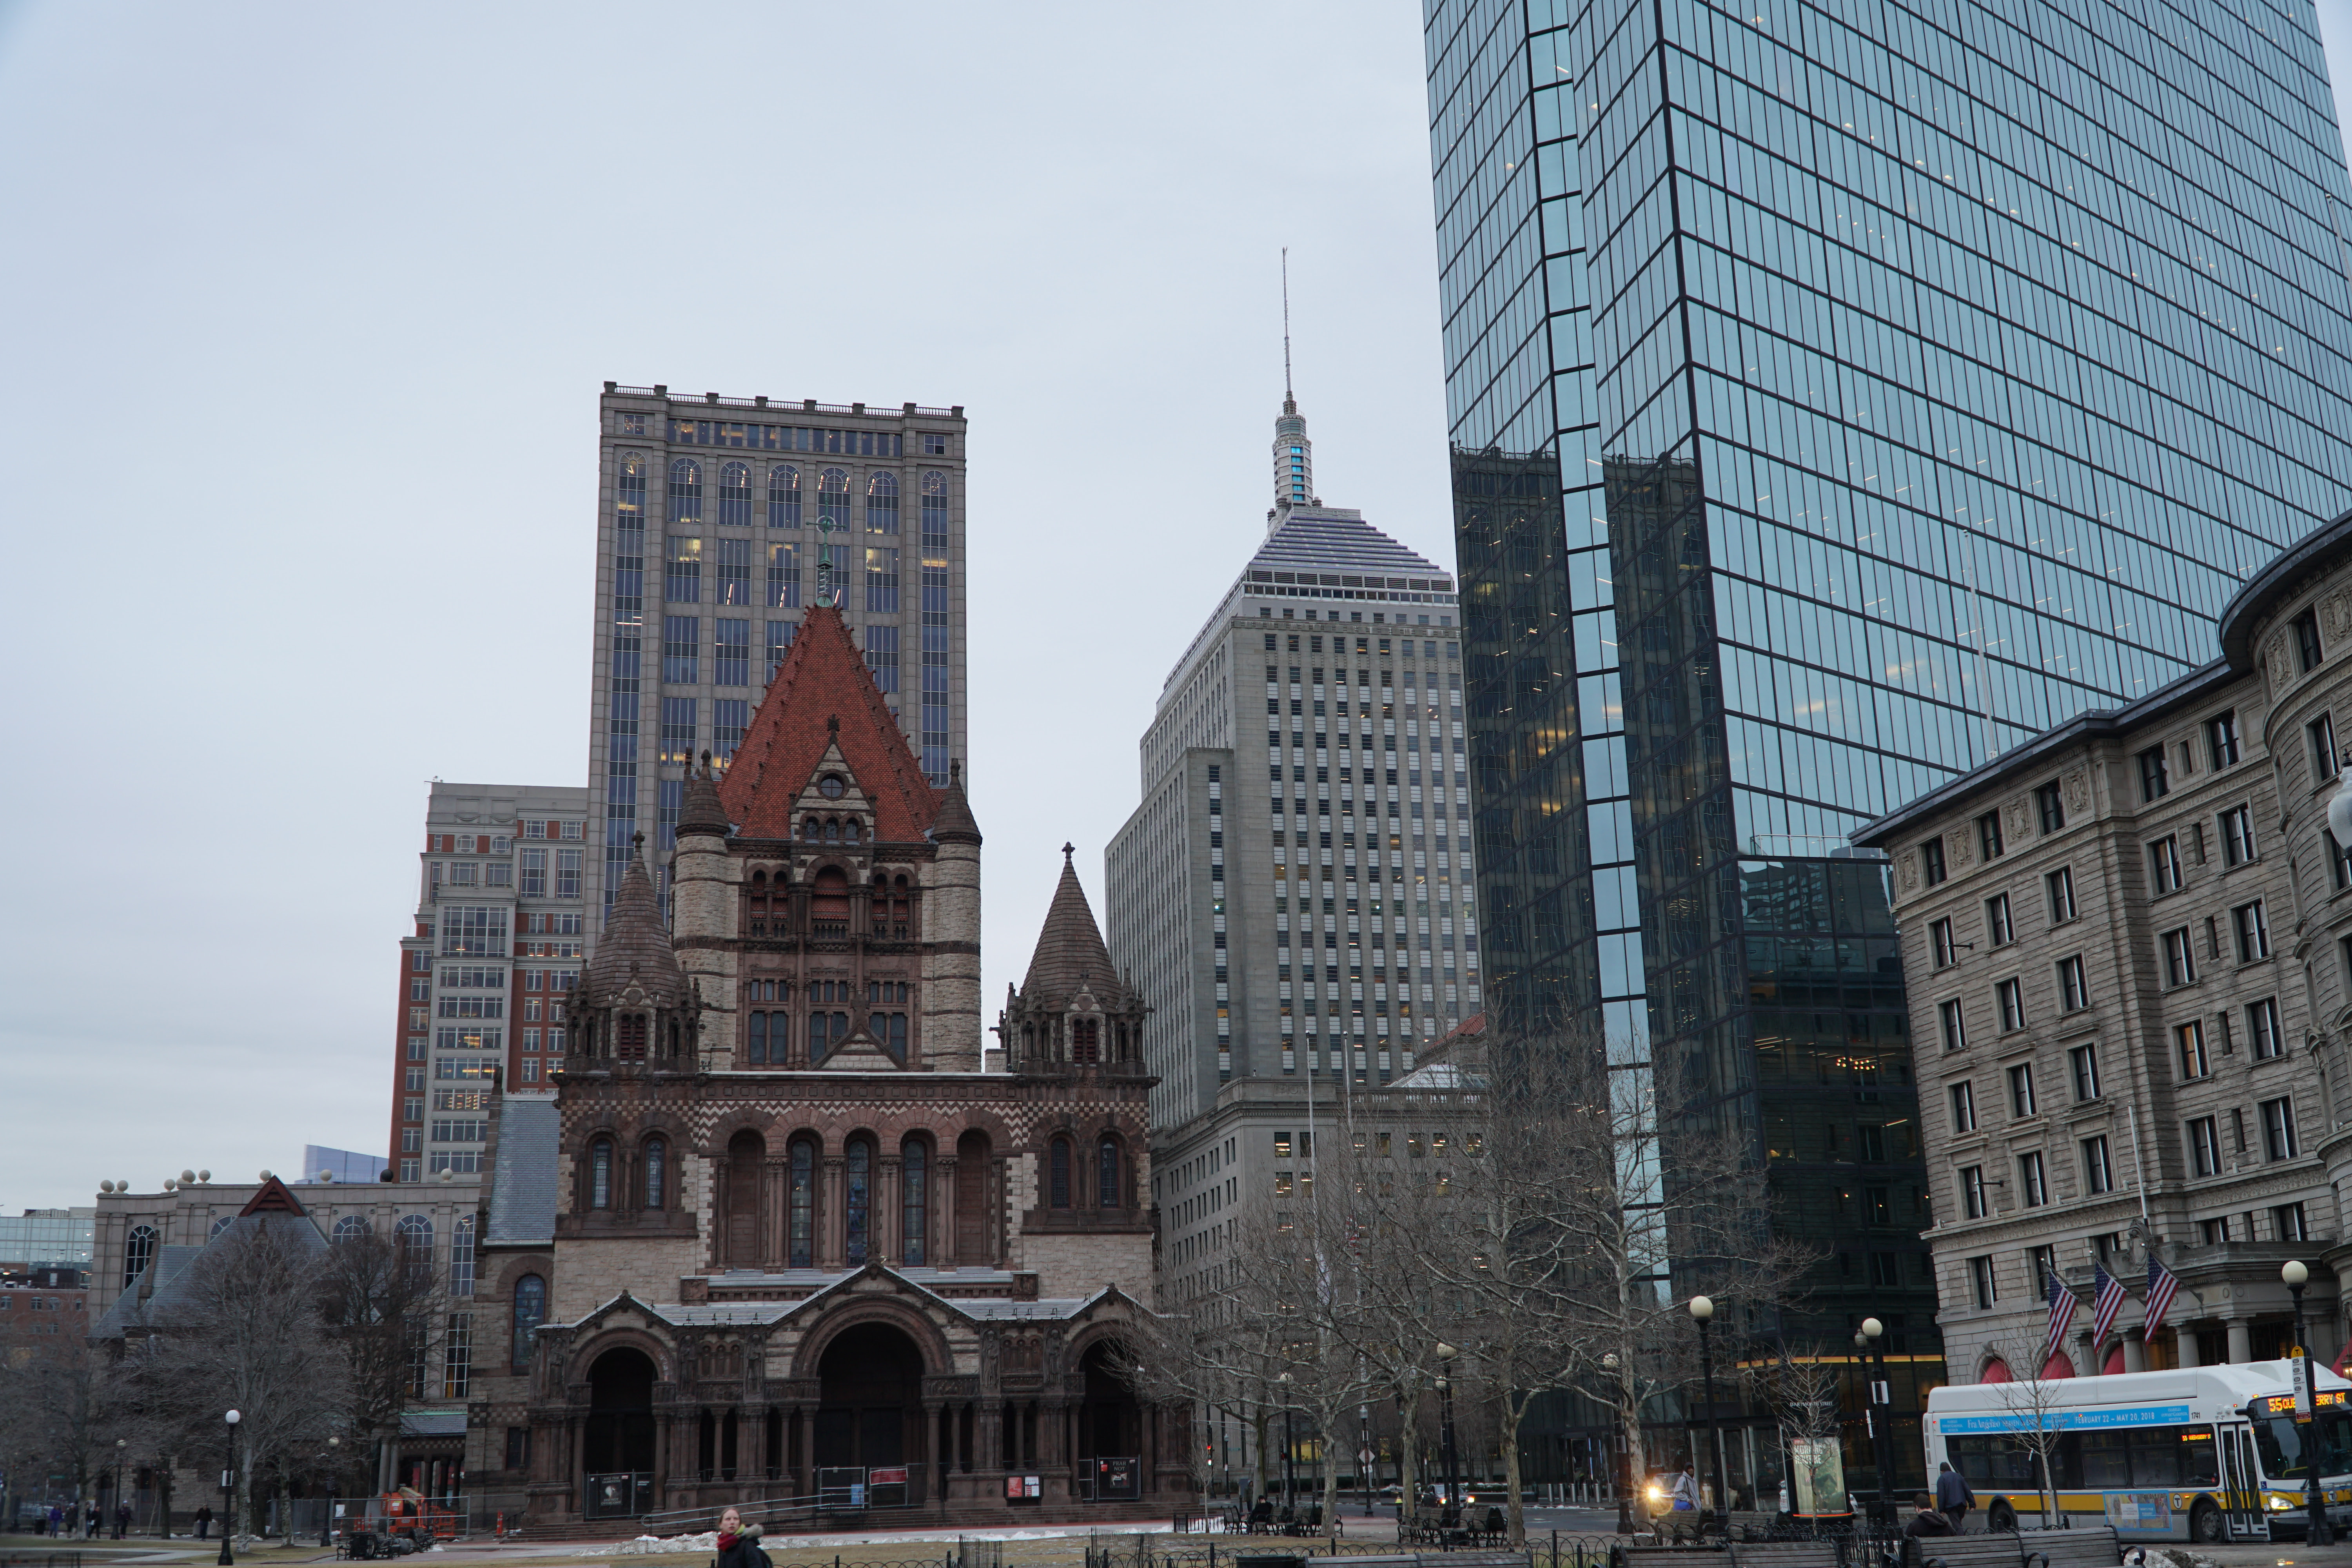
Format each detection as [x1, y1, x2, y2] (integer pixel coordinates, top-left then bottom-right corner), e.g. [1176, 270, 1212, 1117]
[1859, 1319, 1894, 1529]
[1435, 1342, 1462, 1530]
[1602, 1352, 1633, 1535]
[1276, 1372, 1297, 1517]
[325, 1438, 342, 1548]
[113, 1439, 127, 1538]
[2283, 1261, 2334, 1546]
[1688, 1297, 1729, 1525]
[218, 1409, 240, 1568]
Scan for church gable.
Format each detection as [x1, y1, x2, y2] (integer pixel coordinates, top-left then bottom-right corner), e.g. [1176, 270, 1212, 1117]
[718, 606, 941, 842]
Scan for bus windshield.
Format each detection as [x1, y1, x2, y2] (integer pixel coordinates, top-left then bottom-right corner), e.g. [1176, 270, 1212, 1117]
[2251, 1408, 2352, 1480]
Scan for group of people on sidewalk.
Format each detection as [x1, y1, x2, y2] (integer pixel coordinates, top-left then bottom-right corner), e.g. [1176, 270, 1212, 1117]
[23, 1500, 205, 1539]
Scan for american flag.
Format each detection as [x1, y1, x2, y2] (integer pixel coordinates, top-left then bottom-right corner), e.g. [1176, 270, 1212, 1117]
[2144, 1254, 2181, 1334]
[2091, 1263, 2131, 1348]
[2046, 1267, 2080, 1358]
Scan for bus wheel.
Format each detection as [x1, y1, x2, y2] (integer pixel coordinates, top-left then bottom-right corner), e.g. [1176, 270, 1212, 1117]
[1987, 1501, 2016, 1534]
[2190, 1501, 2224, 1543]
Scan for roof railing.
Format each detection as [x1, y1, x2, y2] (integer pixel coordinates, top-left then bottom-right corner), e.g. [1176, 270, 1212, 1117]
[604, 383, 962, 419]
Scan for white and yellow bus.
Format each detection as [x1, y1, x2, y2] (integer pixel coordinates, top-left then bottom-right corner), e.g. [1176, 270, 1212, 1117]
[1923, 1361, 2352, 1542]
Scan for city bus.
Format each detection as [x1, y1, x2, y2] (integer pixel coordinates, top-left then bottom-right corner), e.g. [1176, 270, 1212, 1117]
[1924, 1361, 2352, 1542]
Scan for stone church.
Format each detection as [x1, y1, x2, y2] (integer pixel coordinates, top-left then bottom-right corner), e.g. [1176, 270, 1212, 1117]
[466, 605, 1183, 1526]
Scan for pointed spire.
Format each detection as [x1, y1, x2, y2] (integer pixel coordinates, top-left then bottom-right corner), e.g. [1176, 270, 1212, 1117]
[580, 837, 688, 1009]
[1018, 847, 1127, 1010]
[677, 751, 730, 839]
[1271, 249, 1318, 528]
[931, 758, 981, 843]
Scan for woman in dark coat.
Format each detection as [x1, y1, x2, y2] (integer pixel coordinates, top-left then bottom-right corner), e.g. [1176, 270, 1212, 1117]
[713, 1507, 766, 1568]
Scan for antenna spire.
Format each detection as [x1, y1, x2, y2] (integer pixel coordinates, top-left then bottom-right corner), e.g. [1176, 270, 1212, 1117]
[1281, 247, 1295, 411]
[1269, 247, 1318, 528]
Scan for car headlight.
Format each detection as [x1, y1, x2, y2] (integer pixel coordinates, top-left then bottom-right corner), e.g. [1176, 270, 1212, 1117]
[2267, 1495, 2292, 1510]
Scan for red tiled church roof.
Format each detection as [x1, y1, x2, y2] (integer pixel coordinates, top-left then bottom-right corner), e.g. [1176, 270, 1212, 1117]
[719, 605, 943, 843]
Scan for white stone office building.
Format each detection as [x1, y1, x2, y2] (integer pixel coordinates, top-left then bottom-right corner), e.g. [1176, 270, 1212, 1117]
[388, 781, 589, 1182]
[1858, 511, 2352, 1385]
[585, 385, 970, 919]
[1105, 397, 1478, 1128]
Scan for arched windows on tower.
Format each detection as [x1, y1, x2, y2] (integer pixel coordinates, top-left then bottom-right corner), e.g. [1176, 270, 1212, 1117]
[1049, 1138, 1073, 1209]
[668, 458, 702, 523]
[511, 1274, 546, 1374]
[788, 1138, 816, 1268]
[1098, 1137, 1122, 1209]
[768, 465, 801, 527]
[817, 468, 850, 529]
[920, 471, 947, 543]
[589, 1140, 613, 1209]
[643, 1138, 667, 1210]
[717, 462, 753, 527]
[901, 1137, 928, 1267]
[844, 1138, 874, 1265]
[866, 471, 898, 534]
[123, 1225, 156, 1289]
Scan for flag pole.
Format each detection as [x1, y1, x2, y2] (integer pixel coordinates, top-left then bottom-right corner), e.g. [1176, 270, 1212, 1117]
[2125, 1100, 2152, 1227]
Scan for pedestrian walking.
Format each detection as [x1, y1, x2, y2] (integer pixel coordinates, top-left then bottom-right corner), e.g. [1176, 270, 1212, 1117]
[115, 1500, 131, 1538]
[45, 1504, 61, 1538]
[1935, 1460, 1975, 1534]
[195, 1504, 212, 1540]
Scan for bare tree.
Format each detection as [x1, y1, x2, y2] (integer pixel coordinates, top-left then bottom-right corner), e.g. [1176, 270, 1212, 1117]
[1983, 1343, 2069, 1529]
[317, 1223, 445, 1489]
[112, 1221, 348, 1542]
[1353, 1029, 1811, 1541]
[0, 1333, 119, 1518]
[1747, 1340, 1847, 1515]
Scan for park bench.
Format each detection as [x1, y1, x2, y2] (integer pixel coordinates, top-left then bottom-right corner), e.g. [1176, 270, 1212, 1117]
[1920, 1526, 2121, 1568]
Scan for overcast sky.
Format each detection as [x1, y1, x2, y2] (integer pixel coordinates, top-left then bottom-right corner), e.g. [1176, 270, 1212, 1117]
[6, 1, 2352, 1213]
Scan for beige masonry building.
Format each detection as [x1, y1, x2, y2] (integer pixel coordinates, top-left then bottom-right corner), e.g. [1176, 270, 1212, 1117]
[1858, 511, 2352, 1387]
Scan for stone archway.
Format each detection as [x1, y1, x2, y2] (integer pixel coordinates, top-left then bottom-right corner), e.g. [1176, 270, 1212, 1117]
[1076, 1339, 1143, 1480]
[583, 1347, 659, 1495]
[815, 1321, 925, 1477]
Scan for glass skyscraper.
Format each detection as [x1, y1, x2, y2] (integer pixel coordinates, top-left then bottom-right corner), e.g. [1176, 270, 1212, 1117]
[1428, 0, 2352, 1474]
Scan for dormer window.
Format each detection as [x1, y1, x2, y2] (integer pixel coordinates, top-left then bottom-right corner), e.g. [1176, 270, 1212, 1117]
[803, 817, 821, 841]
[1071, 1018, 1100, 1065]
[844, 818, 861, 844]
[825, 818, 840, 843]
[818, 774, 846, 799]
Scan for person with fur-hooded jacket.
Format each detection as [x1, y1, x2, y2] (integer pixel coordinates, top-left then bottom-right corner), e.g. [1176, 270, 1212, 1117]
[713, 1507, 769, 1568]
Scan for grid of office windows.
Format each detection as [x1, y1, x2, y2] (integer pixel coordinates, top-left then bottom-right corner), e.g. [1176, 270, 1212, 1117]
[1425, 0, 2352, 1371]
[590, 395, 969, 916]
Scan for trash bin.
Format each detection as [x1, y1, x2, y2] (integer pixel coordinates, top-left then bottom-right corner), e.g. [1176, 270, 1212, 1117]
[1236, 1555, 1306, 1568]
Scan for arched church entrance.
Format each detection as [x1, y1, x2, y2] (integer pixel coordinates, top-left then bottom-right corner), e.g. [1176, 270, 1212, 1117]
[1076, 1340, 1146, 1500]
[582, 1347, 658, 1516]
[814, 1322, 925, 1496]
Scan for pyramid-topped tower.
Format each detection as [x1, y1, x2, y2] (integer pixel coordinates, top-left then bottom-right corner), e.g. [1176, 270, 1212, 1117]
[998, 846, 1146, 1074]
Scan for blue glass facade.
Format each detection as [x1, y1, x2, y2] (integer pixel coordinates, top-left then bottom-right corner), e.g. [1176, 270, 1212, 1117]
[1428, 0, 2352, 1430]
